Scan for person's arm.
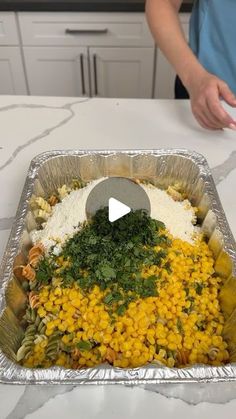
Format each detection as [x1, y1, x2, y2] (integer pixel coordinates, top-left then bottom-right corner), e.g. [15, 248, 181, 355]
[146, 0, 236, 130]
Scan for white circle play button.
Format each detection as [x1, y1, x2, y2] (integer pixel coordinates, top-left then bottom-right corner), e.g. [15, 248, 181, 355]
[108, 197, 131, 222]
[86, 177, 150, 221]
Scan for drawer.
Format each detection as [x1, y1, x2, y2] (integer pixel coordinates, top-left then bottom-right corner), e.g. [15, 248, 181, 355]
[18, 12, 154, 47]
[0, 12, 20, 45]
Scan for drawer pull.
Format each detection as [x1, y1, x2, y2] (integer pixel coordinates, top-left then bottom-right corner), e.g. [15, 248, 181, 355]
[93, 54, 98, 96]
[65, 28, 108, 35]
[80, 54, 86, 95]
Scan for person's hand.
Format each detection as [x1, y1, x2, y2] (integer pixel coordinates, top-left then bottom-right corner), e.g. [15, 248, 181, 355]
[186, 71, 236, 130]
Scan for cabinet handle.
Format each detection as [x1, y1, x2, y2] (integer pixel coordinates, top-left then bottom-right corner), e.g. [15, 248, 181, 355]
[80, 54, 86, 95]
[93, 54, 98, 96]
[65, 28, 108, 35]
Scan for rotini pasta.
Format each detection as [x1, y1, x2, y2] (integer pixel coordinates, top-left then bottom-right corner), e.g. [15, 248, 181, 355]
[33, 209, 50, 223]
[28, 291, 40, 309]
[177, 349, 189, 366]
[105, 348, 116, 364]
[29, 279, 37, 291]
[35, 197, 52, 213]
[71, 179, 87, 190]
[16, 324, 36, 362]
[22, 264, 36, 281]
[23, 307, 37, 324]
[48, 194, 58, 207]
[57, 184, 71, 200]
[37, 318, 46, 336]
[45, 331, 61, 361]
[15, 180, 230, 370]
[28, 244, 44, 268]
[71, 348, 80, 361]
[34, 335, 47, 345]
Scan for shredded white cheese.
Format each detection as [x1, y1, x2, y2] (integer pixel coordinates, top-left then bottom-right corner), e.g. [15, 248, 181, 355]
[30, 178, 106, 254]
[31, 178, 199, 253]
[141, 183, 197, 244]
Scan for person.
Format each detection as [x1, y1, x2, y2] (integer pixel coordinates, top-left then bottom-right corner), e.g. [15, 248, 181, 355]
[146, 0, 236, 130]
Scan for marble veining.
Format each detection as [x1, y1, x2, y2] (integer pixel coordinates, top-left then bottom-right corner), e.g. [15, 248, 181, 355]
[143, 382, 236, 405]
[0, 98, 90, 172]
[0, 96, 236, 418]
[5, 386, 75, 419]
[211, 150, 236, 185]
[7, 385, 236, 419]
[2, 383, 236, 419]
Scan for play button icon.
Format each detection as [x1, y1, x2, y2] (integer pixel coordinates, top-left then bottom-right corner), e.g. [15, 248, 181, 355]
[108, 197, 131, 222]
[86, 177, 151, 221]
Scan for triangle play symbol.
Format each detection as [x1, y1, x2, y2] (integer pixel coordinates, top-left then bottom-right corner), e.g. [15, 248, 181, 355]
[108, 197, 131, 222]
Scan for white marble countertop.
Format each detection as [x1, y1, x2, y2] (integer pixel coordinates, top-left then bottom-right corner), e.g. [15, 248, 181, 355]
[1, 95, 236, 418]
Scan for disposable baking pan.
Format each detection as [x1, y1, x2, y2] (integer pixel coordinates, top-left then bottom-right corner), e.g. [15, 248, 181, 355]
[1, 149, 236, 384]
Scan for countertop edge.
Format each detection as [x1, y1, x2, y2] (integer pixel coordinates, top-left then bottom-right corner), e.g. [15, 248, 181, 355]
[0, 3, 192, 13]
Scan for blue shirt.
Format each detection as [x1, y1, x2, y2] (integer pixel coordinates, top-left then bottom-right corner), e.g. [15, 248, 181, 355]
[189, 0, 236, 93]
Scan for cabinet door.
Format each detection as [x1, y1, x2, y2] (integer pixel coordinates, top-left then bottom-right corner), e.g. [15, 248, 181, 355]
[23, 47, 89, 96]
[154, 14, 190, 99]
[0, 12, 19, 45]
[89, 47, 154, 98]
[0, 47, 27, 94]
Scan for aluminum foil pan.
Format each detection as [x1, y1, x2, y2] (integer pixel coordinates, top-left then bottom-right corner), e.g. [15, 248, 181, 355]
[1, 149, 236, 384]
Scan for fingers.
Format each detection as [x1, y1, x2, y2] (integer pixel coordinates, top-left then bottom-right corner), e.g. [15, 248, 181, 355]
[193, 108, 221, 130]
[205, 97, 231, 128]
[191, 88, 236, 130]
[206, 90, 235, 127]
[192, 100, 223, 130]
[188, 72, 236, 130]
[219, 83, 236, 107]
[198, 115, 220, 130]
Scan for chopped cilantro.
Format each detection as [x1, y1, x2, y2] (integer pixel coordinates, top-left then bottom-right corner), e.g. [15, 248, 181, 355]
[164, 261, 172, 274]
[103, 291, 123, 305]
[188, 296, 195, 303]
[197, 321, 206, 331]
[36, 258, 55, 285]
[195, 282, 204, 295]
[116, 304, 126, 316]
[36, 207, 171, 315]
[177, 318, 183, 334]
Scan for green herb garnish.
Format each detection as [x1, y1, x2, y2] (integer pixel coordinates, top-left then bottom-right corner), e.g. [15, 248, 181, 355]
[195, 282, 204, 295]
[36, 208, 171, 315]
[177, 318, 183, 334]
[36, 258, 55, 285]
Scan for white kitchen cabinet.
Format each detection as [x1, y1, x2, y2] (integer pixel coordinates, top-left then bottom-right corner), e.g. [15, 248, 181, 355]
[18, 12, 155, 98]
[0, 47, 27, 95]
[89, 47, 154, 98]
[23, 45, 154, 98]
[18, 12, 153, 47]
[154, 14, 190, 99]
[0, 12, 19, 46]
[0, 12, 27, 95]
[23, 47, 89, 97]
